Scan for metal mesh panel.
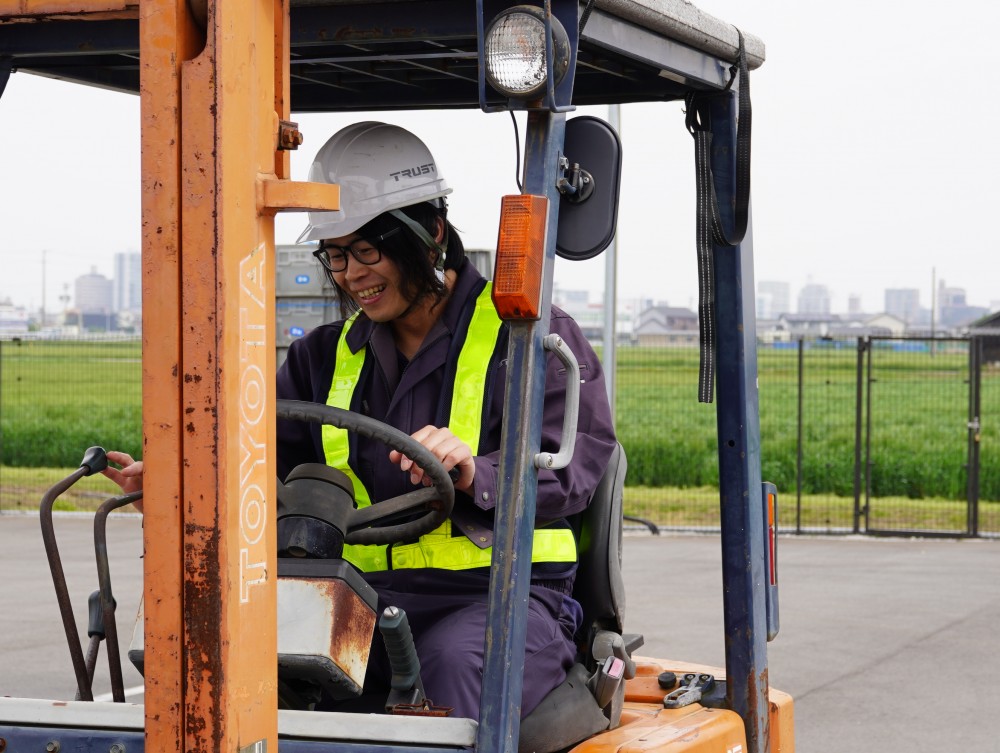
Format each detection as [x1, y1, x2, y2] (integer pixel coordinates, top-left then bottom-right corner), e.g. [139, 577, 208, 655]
[0, 336, 141, 511]
[2, 332, 995, 535]
[864, 338, 970, 535]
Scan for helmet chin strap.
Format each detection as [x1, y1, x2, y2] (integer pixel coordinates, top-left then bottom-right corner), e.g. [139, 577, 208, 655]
[388, 209, 448, 277]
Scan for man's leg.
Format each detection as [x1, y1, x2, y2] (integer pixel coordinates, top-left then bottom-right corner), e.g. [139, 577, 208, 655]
[415, 591, 578, 721]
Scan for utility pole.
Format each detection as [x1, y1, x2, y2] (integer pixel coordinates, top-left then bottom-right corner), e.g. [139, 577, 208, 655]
[931, 267, 936, 356]
[602, 103, 620, 421]
[40, 248, 47, 329]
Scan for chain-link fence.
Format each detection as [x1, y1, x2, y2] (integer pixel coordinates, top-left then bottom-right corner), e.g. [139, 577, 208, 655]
[2, 333, 997, 537]
[0, 335, 142, 510]
[618, 335, 998, 537]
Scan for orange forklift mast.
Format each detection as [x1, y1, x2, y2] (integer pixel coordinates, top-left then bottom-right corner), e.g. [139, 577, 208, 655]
[0, 2, 787, 752]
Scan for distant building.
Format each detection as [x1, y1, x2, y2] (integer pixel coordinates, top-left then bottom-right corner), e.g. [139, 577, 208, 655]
[937, 280, 965, 309]
[968, 310, 1000, 364]
[75, 267, 112, 313]
[466, 249, 493, 280]
[910, 307, 932, 328]
[797, 284, 831, 315]
[554, 288, 590, 310]
[847, 293, 863, 316]
[774, 312, 840, 338]
[112, 252, 142, 331]
[0, 300, 29, 334]
[553, 288, 604, 343]
[113, 252, 142, 313]
[885, 288, 920, 323]
[633, 304, 698, 346]
[937, 280, 986, 329]
[758, 311, 915, 341]
[863, 313, 907, 337]
[550, 288, 641, 346]
[757, 281, 790, 319]
[74, 267, 114, 331]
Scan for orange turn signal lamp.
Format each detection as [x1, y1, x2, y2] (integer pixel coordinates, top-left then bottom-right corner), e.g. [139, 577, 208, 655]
[766, 488, 778, 587]
[492, 194, 548, 320]
[762, 480, 780, 640]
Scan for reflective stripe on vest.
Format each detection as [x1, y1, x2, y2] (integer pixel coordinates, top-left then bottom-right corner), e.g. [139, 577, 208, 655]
[320, 283, 577, 572]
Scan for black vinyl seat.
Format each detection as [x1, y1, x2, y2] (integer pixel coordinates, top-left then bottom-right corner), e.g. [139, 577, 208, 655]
[574, 442, 628, 642]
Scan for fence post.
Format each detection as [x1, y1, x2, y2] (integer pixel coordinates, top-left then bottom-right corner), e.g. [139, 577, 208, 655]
[968, 336, 982, 536]
[796, 337, 803, 534]
[853, 336, 867, 534]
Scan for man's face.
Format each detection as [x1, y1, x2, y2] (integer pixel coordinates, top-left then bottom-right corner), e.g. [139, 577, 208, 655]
[323, 234, 411, 323]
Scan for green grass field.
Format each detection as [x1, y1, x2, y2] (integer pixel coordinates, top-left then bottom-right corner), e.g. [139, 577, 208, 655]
[614, 342, 999, 501]
[0, 338, 142, 467]
[2, 338, 998, 525]
[0, 465, 132, 512]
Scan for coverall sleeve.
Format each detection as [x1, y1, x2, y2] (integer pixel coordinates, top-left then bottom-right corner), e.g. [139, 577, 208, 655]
[275, 323, 341, 480]
[469, 308, 617, 521]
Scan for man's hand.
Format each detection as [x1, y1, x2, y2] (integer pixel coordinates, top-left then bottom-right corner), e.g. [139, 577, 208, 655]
[389, 425, 475, 493]
[101, 450, 145, 513]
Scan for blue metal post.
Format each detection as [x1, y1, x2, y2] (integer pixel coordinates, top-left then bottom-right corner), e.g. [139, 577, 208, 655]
[476, 110, 566, 753]
[0, 57, 11, 100]
[710, 90, 770, 753]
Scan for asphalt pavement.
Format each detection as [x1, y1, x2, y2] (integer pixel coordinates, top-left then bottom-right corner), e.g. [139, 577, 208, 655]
[2, 512, 999, 752]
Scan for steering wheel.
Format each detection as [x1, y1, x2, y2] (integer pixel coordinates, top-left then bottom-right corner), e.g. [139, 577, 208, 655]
[276, 399, 455, 546]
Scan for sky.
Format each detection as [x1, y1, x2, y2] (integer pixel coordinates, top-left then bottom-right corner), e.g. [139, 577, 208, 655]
[2, 0, 998, 318]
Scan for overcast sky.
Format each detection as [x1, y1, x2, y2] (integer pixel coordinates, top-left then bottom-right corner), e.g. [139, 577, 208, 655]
[1, 0, 998, 317]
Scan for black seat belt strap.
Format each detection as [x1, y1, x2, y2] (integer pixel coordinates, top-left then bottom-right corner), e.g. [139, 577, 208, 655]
[685, 29, 752, 403]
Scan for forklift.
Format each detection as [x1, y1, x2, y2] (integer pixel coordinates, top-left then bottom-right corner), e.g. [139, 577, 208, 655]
[0, 1, 792, 751]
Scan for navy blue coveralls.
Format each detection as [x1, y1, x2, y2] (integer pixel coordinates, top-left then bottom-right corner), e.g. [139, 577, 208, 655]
[276, 259, 617, 720]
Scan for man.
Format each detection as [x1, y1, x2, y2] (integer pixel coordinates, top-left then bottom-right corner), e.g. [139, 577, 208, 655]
[109, 121, 618, 721]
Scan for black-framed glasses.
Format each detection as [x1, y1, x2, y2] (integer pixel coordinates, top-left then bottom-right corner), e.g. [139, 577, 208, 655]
[312, 227, 401, 274]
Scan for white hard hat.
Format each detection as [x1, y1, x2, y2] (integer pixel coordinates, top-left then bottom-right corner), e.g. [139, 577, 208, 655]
[297, 122, 452, 243]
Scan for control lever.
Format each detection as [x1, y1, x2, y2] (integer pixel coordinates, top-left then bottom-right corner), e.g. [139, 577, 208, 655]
[40, 446, 110, 702]
[378, 606, 453, 716]
[379, 606, 425, 710]
[83, 590, 107, 689]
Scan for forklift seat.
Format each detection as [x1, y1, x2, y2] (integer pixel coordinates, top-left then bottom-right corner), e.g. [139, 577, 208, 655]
[518, 442, 634, 753]
[574, 441, 628, 640]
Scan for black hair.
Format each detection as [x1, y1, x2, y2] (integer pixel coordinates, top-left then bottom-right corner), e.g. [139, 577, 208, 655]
[332, 201, 466, 317]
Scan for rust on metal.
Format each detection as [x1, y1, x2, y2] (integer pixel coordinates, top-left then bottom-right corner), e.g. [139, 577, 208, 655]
[742, 664, 770, 753]
[0, 0, 136, 18]
[138, 0, 284, 749]
[323, 580, 377, 683]
[391, 701, 454, 717]
[181, 519, 224, 737]
[277, 119, 303, 150]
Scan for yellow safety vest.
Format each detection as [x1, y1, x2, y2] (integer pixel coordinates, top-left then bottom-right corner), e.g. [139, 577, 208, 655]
[321, 282, 578, 572]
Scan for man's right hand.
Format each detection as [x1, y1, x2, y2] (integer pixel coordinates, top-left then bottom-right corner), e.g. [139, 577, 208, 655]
[102, 450, 145, 513]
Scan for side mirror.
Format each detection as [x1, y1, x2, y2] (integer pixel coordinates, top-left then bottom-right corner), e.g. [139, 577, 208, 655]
[556, 116, 623, 261]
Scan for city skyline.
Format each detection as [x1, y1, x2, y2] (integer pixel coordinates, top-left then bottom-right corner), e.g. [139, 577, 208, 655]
[1, 252, 995, 324]
[0, 251, 142, 327]
[2, 258, 993, 339]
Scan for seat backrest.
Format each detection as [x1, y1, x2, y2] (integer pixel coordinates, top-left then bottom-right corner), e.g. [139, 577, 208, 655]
[519, 446, 629, 753]
[572, 442, 627, 641]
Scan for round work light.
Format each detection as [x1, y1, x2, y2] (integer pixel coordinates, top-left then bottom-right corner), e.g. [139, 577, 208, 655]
[484, 5, 570, 99]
